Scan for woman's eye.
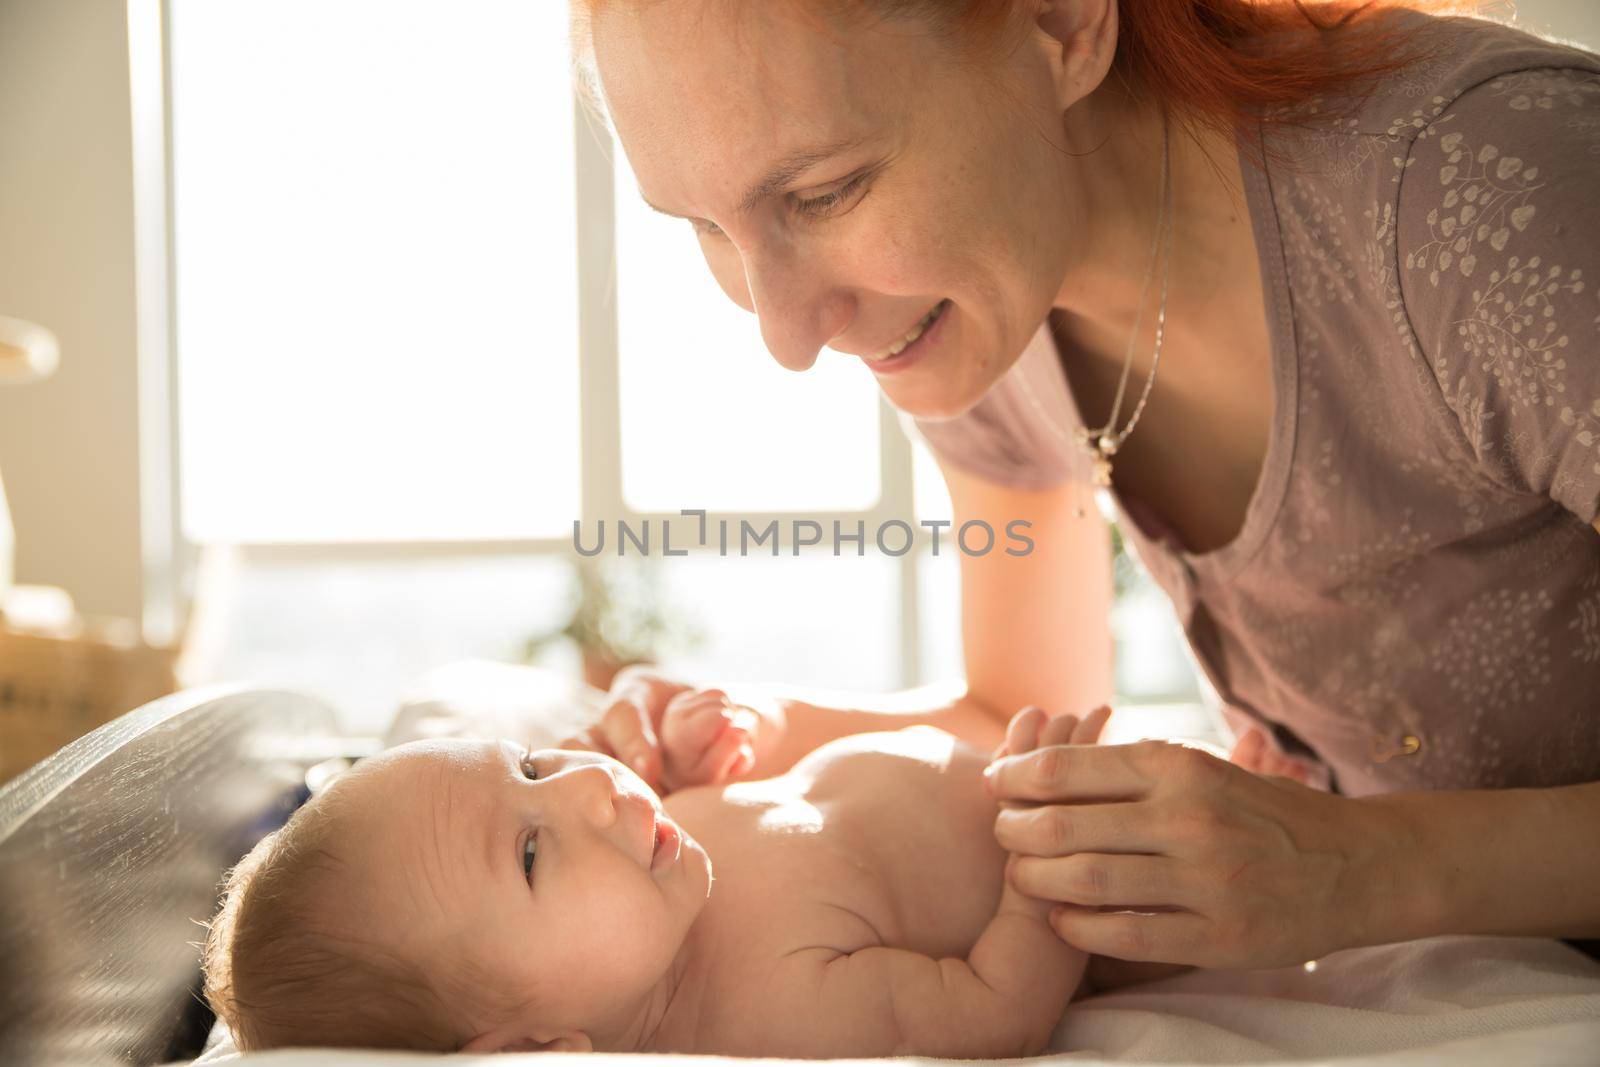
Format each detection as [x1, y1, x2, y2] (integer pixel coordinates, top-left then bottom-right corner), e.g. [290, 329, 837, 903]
[522, 835, 537, 881]
[794, 173, 870, 219]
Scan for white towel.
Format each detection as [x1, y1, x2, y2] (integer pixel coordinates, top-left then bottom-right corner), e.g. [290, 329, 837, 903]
[186, 935, 1600, 1066]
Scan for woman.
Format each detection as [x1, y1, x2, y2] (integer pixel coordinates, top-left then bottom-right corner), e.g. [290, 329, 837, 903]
[562, 0, 1600, 970]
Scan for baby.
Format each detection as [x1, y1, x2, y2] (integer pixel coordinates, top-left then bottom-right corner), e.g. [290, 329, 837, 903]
[202, 690, 1146, 1058]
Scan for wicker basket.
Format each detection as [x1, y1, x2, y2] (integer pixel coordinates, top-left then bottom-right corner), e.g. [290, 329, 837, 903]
[0, 622, 180, 784]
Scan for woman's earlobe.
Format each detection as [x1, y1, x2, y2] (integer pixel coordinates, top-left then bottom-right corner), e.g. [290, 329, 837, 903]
[1035, 0, 1120, 111]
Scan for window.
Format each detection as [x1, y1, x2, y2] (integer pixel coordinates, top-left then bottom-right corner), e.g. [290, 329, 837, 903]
[614, 162, 881, 514]
[164, 0, 1202, 739]
[172, 0, 580, 543]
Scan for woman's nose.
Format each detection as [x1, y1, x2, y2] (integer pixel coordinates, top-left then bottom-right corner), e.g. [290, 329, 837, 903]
[741, 255, 853, 372]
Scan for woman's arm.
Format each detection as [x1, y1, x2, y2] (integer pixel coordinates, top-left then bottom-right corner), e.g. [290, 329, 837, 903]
[1362, 780, 1600, 944]
[585, 464, 1118, 783]
[729, 462, 1118, 777]
[945, 460, 1116, 729]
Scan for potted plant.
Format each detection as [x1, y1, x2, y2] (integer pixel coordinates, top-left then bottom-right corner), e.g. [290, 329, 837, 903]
[522, 556, 705, 691]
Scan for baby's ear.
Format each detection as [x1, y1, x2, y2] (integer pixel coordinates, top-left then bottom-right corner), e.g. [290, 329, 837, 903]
[460, 1024, 593, 1054]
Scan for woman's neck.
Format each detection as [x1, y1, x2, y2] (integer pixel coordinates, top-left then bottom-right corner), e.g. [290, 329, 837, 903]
[1052, 82, 1260, 383]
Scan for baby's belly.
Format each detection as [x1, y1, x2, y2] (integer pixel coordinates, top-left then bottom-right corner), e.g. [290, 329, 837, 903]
[789, 727, 1009, 957]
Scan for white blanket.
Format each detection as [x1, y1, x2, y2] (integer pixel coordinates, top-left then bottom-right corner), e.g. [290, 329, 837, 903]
[188, 665, 1600, 1064]
[185, 933, 1600, 1066]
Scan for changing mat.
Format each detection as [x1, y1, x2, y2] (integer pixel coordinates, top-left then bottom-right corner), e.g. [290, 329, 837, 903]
[184, 933, 1600, 1065]
[184, 665, 1600, 1065]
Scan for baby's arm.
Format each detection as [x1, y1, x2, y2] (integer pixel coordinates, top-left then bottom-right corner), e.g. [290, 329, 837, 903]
[722, 681, 1007, 781]
[769, 896, 1086, 1058]
[759, 710, 1111, 1058]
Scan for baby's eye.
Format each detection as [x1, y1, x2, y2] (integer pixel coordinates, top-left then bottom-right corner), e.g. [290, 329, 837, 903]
[521, 752, 539, 781]
[523, 835, 537, 881]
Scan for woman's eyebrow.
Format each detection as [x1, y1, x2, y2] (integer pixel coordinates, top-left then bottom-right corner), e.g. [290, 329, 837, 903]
[641, 132, 875, 220]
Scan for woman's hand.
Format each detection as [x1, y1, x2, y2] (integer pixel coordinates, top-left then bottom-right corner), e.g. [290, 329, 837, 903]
[992, 705, 1111, 921]
[558, 665, 690, 787]
[986, 732, 1401, 969]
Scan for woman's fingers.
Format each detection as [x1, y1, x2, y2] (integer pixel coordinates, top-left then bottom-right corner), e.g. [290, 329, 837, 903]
[601, 696, 662, 783]
[1011, 853, 1195, 909]
[558, 725, 612, 757]
[608, 665, 692, 721]
[1047, 905, 1213, 963]
[993, 801, 1159, 857]
[985, 740, 1154, 803]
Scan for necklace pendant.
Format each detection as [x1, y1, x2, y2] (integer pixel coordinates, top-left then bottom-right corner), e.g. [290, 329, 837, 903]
[1091, 452, 1114, 488]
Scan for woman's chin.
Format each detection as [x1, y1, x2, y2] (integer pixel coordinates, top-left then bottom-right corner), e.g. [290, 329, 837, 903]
[877, 373, 989, 423]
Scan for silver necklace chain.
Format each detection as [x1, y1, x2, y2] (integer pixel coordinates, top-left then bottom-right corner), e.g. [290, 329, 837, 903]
[1011, 109, 1176, 509]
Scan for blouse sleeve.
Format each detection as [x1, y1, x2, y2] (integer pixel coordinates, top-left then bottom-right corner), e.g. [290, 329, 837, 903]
[1397, 67, 1600, 523]
[899, 397, 1076, 493]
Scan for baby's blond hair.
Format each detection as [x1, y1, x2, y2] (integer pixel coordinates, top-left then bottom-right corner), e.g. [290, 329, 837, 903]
[201, 788, 508, 1051]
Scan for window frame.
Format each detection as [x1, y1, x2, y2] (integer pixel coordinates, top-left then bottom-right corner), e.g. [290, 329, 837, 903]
[145, 10, 936, 687]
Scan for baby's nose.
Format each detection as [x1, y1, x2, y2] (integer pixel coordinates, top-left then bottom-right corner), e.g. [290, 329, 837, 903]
[561, 761, 620, 827]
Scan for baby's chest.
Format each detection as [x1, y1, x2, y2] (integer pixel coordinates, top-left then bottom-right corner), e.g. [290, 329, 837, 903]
[721, 729, 1009, 958]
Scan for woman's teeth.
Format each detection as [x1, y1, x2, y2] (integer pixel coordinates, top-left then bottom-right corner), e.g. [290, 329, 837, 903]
[868, 300, 947, 362]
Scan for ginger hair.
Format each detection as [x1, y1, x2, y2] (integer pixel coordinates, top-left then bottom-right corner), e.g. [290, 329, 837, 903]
[568, 0, 1509, 171]
[200, 788, 520, 1052]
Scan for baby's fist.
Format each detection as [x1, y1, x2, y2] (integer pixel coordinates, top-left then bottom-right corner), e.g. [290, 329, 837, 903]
[659, 688, 759, 792]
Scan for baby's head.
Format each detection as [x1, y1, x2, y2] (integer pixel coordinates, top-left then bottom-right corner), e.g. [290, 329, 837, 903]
[203, 739, 711, 1053]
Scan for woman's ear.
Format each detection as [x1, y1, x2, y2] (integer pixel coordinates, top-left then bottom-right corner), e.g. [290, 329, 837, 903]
[460, 1024, 594, 1054]
[1033, 0, 1119, 112]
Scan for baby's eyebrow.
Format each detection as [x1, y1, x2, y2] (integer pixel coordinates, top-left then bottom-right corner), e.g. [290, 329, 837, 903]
[483, 742, 524, 879]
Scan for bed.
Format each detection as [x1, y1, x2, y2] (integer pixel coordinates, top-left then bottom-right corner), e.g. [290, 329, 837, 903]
[2, 670, 1598, 1067]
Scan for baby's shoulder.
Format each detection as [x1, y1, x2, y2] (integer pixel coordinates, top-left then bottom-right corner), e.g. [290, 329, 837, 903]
[793, 725, 982, 776]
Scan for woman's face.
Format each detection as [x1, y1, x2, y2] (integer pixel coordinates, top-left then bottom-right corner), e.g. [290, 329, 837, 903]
[590, 1, 1084, 420]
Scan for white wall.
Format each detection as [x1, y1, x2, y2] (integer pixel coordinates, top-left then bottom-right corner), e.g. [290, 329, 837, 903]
[1513, 0, 1600, 49]
[0, 0, 145, 620]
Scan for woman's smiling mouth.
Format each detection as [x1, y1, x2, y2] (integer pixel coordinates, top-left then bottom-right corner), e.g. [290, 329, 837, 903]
[862, 299, 950, 374]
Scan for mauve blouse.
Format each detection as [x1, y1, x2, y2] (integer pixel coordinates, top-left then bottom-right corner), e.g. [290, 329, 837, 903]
[907, 12, 1600, 799]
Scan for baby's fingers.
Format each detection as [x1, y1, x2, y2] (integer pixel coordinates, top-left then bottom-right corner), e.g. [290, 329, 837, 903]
[662, 688, 736, 749]
[1036, 712, 1081, 749]
[999, 705, 1047, 761]
[1071, 705, 1111, 745]
[678, 720, 755, 787]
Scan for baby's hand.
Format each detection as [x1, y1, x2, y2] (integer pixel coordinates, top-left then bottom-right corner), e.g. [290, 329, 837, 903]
[988, 705, 1111, 920]
[1227, 726, 1316, 786]
[658, 688, 759, 793]
[990, 703, 1111, 768]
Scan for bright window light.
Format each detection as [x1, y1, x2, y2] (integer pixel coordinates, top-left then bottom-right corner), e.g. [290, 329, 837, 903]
[171, 0, 580, 543]
[613, 158, 882, 514]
